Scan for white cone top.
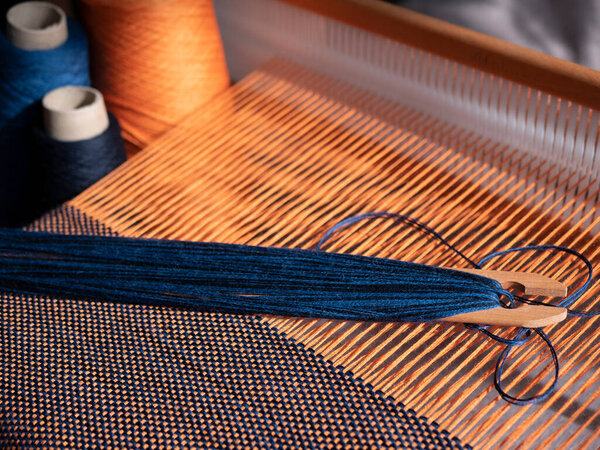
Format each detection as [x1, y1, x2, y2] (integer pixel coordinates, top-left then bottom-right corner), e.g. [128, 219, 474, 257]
[43, 86, 110, 142]
[6, 1, 68, 50]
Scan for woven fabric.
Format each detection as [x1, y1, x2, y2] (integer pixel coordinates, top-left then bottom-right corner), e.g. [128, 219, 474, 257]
[65, 59, 600, 447]
[0, 205, 465, 448]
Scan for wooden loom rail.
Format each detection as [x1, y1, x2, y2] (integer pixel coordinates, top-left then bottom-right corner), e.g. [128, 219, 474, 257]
[281, 0, 600, 111]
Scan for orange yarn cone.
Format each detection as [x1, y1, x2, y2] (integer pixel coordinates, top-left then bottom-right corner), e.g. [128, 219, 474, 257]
[79, 0, 230, 153]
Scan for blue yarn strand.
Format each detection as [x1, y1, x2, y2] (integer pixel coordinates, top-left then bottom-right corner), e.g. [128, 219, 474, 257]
[494, 328, 559, 405]
[317, 211, 479, 267]
[318, 211, 594, 405]
[479, 245, 595, 314]
[0, 211, 593, 405]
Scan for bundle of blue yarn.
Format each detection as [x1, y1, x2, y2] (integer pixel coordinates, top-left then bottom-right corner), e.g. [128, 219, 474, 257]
[0, 212, 594, 404]
[0, 227, 507, 322]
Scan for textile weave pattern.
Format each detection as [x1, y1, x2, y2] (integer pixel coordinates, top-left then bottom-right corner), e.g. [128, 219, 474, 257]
[0, 205, 465, 448]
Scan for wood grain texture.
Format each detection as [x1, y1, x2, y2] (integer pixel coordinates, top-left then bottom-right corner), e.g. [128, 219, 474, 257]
[444, 304, 567, 328]
[281, 0, 600, 111]
[457, 268, 568, 297]
[442, 269, 568, 327]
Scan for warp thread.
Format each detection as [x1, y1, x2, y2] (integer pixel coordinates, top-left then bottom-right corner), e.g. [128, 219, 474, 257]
[0, 17, 90, 226]
[0, 228, 507, 322]
[318, 212, 595, 405]
[0, 212, 593, 404]
[79, 0, 230, 153]
[33, 112, 126, 210]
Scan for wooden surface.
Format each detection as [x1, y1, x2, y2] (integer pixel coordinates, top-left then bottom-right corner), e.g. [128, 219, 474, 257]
[441, 269, 568, 327]
[282, 0, 600, 111]
[457, 268, 568, 297]
[443, 304, 567, 328]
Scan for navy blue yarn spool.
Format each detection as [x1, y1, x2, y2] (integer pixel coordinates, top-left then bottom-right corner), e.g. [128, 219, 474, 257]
[0, 18, 90, 226]
[0, 212, 594, 404]
[33, 112, 126, 210]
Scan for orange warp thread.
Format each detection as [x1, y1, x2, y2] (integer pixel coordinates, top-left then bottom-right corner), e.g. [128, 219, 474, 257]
[79, 0, 230, 153]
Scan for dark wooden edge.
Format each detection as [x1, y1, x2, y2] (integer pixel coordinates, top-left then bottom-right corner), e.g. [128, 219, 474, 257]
[281, 0, 600, 111]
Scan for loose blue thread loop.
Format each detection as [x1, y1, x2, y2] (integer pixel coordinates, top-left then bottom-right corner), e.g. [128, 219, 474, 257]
[0, 212, 593, 405]
[318, 212, 594, 405]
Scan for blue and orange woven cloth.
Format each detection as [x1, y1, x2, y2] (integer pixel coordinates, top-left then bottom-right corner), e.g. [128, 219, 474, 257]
[1, 205, 464, 448]
[2, 60, 599, 447]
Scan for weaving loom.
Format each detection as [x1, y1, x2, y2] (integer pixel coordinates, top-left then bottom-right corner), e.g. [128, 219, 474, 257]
[3, 0, 600, 447]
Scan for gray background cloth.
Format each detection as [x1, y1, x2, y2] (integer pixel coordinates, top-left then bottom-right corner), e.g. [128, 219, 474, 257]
[395, 0, 600, 70]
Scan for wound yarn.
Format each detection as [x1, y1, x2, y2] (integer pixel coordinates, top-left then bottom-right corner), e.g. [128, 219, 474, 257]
[0, 18, 89, 128]
[0, 17, 90, 226]
[79, 0, 230, 153]
[0, 228, 506, 322]
[0, 212, 593, 404]
[33, 112, 126, 210]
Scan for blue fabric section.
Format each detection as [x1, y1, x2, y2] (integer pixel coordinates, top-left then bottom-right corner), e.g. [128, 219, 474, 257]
[0, 205, 468, 448]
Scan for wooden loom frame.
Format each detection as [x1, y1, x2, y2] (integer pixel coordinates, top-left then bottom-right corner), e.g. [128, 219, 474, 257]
[283, 0, 600, 111]
[208, 1, 600, 446]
